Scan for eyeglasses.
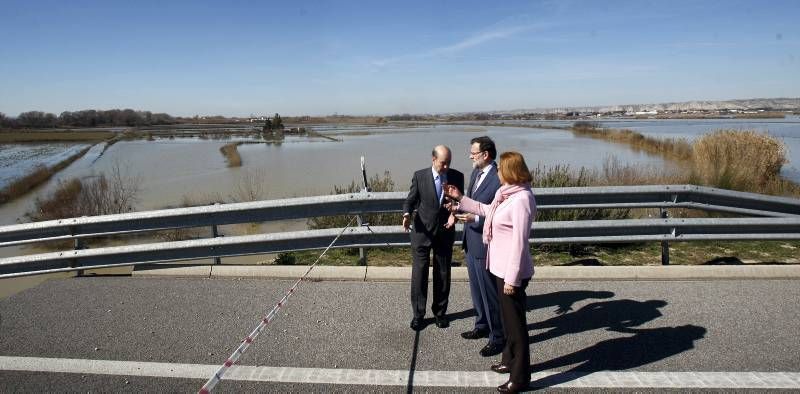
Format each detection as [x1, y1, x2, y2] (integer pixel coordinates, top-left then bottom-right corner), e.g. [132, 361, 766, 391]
[469, 150, 485, 157]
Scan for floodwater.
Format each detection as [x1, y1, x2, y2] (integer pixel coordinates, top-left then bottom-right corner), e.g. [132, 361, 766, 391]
[0, 124, 673, 225]
[0, 120, 797, 297]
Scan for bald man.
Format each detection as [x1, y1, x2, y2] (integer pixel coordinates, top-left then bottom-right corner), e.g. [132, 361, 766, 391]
[403, 145, 464, 331]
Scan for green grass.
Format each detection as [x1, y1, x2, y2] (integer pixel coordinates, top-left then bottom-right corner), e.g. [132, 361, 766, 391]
[269, 241, 800, 267]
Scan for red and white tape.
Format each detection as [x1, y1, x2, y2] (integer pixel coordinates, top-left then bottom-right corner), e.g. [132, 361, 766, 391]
[199, 216, 357, 393]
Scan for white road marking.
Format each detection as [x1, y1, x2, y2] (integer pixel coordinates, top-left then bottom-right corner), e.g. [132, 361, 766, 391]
[1, 356, 799, 389]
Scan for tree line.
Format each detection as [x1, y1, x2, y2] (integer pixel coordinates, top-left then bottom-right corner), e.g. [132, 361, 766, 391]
[0, 109, 177, 129]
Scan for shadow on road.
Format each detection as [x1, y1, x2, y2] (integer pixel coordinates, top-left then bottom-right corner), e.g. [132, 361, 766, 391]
[526, 290, 615, 314]
[448, 290, 616, 325]
[528, 299, 668, 343]
[529, 325, 707, 387]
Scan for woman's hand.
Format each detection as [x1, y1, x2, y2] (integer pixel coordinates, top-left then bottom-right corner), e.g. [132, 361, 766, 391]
[443, 184, 462, 201]
[503, 283, 515, 295]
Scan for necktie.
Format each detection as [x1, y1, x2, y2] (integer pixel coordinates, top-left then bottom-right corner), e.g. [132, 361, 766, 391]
[473, 171, 484, 194]
[435, 175, 443, 204]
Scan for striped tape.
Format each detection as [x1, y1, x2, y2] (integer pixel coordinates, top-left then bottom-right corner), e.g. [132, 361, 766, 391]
[199, 216, 357, 394]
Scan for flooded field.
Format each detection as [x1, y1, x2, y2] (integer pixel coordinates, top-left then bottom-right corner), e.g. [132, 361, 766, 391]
[0, 143, 91, 189]
[1, 119, 798, 296]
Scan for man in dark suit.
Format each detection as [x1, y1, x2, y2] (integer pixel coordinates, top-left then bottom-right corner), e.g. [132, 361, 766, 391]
[456, 136, 504, 356]
[403, 145, 464, 331]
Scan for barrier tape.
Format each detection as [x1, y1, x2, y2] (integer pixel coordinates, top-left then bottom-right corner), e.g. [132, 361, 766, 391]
[199, 216, 357, 393]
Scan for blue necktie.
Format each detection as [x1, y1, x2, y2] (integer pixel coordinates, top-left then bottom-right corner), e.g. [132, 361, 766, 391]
[435, 175, 443, 204]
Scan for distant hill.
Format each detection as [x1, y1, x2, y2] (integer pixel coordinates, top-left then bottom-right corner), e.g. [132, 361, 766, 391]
[502, 97, 800, 114]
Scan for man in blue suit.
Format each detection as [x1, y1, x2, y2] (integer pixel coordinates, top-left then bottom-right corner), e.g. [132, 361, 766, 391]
[456, 136, 504, 357]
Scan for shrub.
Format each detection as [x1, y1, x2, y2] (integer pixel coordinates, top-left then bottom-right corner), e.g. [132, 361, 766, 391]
[30, 161, 141, 221]
[691, 130, 787, 192]
[307, 171, 402, 229]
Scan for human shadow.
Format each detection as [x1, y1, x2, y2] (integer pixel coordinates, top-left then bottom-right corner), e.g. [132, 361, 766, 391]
[529, 325, 707, 388]
[529, 299, 667, 344]
[449, 290, 615, 324]
[561, 258, 604, 266]
[526, 290, 615, 315]
[446, 308, 476, 323]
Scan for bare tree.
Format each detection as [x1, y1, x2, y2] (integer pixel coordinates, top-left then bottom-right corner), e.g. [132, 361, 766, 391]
[230, 169, 265, 202]
[107, 159, 142, 213]
[30, 160, 142, 221]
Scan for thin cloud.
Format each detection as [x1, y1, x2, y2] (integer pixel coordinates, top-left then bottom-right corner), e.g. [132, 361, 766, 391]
[371, 23, 546, 68]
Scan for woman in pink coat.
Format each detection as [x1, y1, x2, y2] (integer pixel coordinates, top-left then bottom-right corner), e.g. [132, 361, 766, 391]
[445, 151, 536, 393]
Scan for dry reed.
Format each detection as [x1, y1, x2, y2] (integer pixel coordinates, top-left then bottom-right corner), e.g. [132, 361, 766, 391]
[220, 142, 243, 167]
[691, 130, 791, 193]
[572, 123, 692, 161]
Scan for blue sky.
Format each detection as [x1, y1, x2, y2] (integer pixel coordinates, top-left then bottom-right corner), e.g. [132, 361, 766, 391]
[1, 0, 798, 117]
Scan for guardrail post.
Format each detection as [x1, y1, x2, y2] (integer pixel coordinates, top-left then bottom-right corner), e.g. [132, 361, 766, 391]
[356, 215, 367, 266]
[73, 237, 84, 277]
[211, 203, 222, 265]
[660, 209, 670, 265]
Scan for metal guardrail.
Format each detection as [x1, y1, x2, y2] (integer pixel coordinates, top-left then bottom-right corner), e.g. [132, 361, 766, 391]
[1, 184, 798, 248]
[1, 185, 799, 278]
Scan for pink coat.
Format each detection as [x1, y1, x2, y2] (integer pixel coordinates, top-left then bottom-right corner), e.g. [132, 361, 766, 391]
[459, 188, 536, 286]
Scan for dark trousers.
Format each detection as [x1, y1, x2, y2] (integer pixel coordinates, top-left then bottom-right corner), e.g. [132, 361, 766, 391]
[467, 254, 504, 344]
[495, 274, 531, 384]
[410, 230, 453, 319]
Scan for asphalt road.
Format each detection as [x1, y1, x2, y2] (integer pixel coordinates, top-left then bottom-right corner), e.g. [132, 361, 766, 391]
[1, 276, 799, 392]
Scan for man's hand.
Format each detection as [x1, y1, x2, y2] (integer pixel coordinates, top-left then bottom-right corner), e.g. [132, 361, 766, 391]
[503, 283, 515, 295]
[443, 213, 456, 229]
[402, 215, 411, 232]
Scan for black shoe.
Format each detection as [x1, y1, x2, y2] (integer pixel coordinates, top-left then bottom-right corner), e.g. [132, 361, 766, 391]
[460, 328, 489, 339]
[480, 341, 504, 357]
[410, 317, 424, 331]
[434, 315, 449, 328]
[490, 363, 510, 374]
[497, 380, 529, 393]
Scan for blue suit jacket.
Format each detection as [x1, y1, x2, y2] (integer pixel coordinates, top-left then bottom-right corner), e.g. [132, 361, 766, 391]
[462, 163, 501, 259]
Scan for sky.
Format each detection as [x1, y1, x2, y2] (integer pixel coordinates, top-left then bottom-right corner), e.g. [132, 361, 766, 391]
[1, 0, 799, 117]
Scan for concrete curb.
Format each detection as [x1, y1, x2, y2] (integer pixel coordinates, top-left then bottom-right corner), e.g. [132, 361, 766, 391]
[130, 264, 800, 281]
